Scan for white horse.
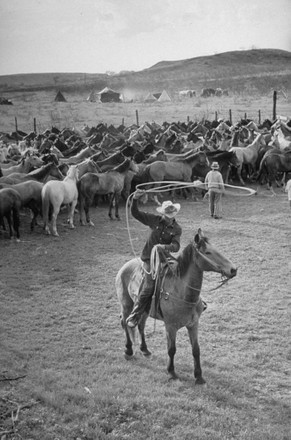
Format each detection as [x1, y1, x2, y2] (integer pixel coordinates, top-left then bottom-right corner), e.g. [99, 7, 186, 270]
[41, 165, 79, 236]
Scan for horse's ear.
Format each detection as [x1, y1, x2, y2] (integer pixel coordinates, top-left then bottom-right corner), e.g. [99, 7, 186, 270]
[194, 228, 204, 245]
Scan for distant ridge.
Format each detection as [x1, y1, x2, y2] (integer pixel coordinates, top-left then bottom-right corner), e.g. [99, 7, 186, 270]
[0, 49, 290, 94]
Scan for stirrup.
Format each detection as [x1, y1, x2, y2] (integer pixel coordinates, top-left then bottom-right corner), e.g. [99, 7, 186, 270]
[202, 301, 208, 311]
[126, 316, 139, 328]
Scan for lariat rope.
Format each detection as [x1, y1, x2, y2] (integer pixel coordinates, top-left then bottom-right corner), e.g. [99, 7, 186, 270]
[125, 185, 234, 296]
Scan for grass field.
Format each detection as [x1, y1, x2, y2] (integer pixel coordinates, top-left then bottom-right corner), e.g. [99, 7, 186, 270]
[0, 91, 290, 134]
[0, 185, 290, 440]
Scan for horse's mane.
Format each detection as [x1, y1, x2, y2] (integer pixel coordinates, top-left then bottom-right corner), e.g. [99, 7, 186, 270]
[27, 162, 53, 177]
[110, 158, 130, 173]
[176, 237, 209, 277]
[183, 152, 202, 163]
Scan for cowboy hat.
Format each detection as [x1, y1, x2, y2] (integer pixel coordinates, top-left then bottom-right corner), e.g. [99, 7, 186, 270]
[211, 161, 220, 169]
[156, 200, 181, 218]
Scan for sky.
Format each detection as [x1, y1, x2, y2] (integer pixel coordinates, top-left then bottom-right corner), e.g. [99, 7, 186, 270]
[0, 0, 290, 76]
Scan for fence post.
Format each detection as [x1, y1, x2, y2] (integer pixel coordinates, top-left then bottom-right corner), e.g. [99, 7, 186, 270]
[15, 116, 18, 132]
[34, 117, 37, 133]
[244, 112, 247, 120]
[122, 118, 124, 126]
[215, 111, 218, 121]
[187, 116, 190, 124]
[258, 110, 261, 125]
[229, 109, 232, 125]
[135, 110, 139, 126]
[273, 91, 277, 121]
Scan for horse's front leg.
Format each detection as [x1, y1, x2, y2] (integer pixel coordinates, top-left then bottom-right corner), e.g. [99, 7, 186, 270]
[115, 193, 121, 220]
[120, 308, 134, 359]
[67, 200, 77, 229]
[108, 193, 114, 219]
[165, 325, 178, 380]
[187, 322, 205, 385]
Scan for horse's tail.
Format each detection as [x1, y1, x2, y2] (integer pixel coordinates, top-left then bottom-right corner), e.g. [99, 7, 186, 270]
[256, 154, 268, 184]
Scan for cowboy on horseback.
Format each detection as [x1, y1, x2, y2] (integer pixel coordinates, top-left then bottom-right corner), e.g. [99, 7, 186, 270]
[126, 189, 182, 328]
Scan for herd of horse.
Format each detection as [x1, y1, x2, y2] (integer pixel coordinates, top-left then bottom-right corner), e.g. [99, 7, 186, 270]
[0, 116, 290, 240]
[0, 115, 290, 383]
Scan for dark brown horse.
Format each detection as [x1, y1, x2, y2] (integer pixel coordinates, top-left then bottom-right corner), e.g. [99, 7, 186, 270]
[0, 188, 22, 240]
[0, 180, 44, 231]
[257, 148, 291, 193]
[116, 229, 237, 384]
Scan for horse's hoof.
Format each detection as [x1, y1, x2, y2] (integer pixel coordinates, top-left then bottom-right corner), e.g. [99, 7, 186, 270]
[195, 377, 206, 385]
[124, 353, 134, 360]
[141, 348, 152, 357]
[168, 373, 178, 381]
[52, 232, 59, 237]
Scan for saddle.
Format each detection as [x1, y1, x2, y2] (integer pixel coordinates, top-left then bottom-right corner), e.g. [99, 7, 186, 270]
[128, 257, 177, 321]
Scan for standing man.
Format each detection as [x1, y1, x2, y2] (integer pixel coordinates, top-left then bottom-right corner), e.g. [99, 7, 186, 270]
[204, 161, 225, 219]
[126, 190, 182, 328]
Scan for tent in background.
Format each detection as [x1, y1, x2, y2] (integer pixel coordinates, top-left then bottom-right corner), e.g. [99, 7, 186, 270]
[157, 90, 171, 102]
[96, 87, 121, 103]
[144, 93, 158, 103]
[54, 91, 67, 102]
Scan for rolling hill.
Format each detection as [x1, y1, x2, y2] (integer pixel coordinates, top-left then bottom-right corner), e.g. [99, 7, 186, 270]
[0, 48, 290, 95]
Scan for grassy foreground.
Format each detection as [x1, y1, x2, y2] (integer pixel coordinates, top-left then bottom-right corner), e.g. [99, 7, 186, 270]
[0, 186, 290, 440]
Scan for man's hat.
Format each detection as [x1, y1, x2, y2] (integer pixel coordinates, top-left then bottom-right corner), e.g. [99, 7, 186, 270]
[211, 161, 220, 169]
[156, 200, 181, 218]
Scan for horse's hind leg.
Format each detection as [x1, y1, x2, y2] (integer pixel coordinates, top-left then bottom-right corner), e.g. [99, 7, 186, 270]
[51, 207, 60, 236]
[138, 314, 151, 356]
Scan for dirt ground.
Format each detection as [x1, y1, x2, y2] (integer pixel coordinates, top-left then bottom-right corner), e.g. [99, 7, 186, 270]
[0, 184, 290, 439]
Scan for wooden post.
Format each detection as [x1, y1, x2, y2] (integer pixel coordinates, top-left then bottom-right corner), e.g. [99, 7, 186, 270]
[135, 109, 139, 127]
[273, 91, 277, 121]
[258, 110, 261, 125]
[122, 118, 124, 126]
[187, 116, 190, 124]
[34, 117, 37, 133]
[215, 111, 218, 121]
[15, 116, 18, 132]
[229, 109, 232, 125]
[244, 112, 247, 120]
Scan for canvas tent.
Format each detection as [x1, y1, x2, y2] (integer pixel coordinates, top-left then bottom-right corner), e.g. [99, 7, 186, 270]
[157, 90, 171, 102]
[54, 91, 67, 102]
[144, 93, 158, 103]
[96, 87, 121, 103]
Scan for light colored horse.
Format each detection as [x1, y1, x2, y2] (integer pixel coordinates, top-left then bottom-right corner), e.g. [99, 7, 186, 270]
[2, 155, 43, 176]
[41, 165, 79, 236]
[230, 133, 266, 184]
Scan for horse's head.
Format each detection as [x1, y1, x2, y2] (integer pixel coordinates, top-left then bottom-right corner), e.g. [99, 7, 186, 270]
[129, 160, 139, 174]
[194, 229, 237, 280]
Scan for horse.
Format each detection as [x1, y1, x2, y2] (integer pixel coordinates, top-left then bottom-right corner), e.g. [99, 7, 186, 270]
[59, 145, 96, 164]
[78, 158, 139, 225]
[229, 133, 266, 184]
[41, 165, 79, 236]
[0, 188, 22, 240]
[257, 148, 291, 193]
[76, 157, 101, 178]
[1, 155, 43, 176]
[139, 151, 208, 203]
[0, 162, 64, 185]
[116, 228, 237, 384]
[0, 180, 44, 231]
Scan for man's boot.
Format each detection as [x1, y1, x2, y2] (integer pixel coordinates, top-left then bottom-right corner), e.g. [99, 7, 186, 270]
[126, 294, 152, 328]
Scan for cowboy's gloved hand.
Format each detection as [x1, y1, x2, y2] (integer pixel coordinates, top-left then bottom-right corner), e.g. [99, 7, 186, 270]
[133, 189, 146, 199]
[156, 244, 166, 250]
